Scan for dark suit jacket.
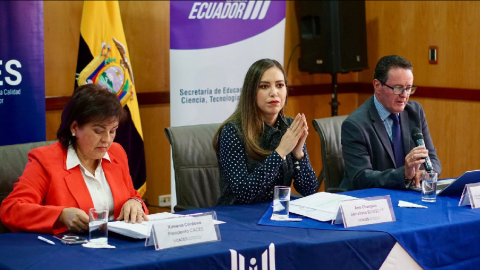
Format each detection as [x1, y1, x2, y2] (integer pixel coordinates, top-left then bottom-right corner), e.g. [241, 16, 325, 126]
[0, 142, 148, 234]
[340, 96, 442, 190]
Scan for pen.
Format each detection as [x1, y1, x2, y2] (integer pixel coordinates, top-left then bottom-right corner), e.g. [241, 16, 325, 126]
[38, 236, 55, 245]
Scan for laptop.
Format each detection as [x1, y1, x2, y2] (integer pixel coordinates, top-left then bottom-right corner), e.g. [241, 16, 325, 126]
[410, 170, 480, 196]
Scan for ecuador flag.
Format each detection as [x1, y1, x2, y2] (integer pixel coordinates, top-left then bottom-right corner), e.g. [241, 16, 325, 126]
[75, 1, 147, 196]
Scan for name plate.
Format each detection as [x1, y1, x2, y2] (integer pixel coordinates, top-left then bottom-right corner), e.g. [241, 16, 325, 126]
[145, 212, 220, 250]
[332, 195, 396, 228]
[459, 183, 480, 209]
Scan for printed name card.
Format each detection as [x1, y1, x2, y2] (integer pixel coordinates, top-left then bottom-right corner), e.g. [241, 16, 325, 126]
[145, 212, 221, 250]
[459, 183, 480, 209]
[332, 195, 396, 228]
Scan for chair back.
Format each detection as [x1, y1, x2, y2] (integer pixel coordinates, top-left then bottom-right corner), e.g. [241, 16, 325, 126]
[312, 116, 348, 192]
[0, 140, 56, 233]
[165, 123, 221, 211]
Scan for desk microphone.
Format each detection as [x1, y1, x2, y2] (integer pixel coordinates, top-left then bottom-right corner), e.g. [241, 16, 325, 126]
[411, 127, 433, 172]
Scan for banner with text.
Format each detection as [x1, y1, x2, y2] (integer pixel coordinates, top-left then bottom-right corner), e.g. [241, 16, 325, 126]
[0, 2, 45, 146]
[170, 0, 286, 209]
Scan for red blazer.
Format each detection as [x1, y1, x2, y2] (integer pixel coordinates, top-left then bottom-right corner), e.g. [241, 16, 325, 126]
[0, 142, 148, 234]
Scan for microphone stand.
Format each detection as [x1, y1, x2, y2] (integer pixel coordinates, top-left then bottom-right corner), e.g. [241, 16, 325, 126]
[329, 73, 340, 116]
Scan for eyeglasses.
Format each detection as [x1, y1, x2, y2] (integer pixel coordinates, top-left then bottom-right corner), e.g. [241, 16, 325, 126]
[381, 82, 417, 95]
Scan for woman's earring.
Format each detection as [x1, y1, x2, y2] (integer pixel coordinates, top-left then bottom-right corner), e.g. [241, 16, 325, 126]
[72, 132, 76, 137]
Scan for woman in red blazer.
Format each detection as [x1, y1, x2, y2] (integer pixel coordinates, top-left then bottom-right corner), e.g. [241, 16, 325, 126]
[1, 84, 149, 234]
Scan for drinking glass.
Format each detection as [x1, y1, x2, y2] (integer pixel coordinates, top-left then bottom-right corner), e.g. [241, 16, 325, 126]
[271, 186, 291, 220]
[422, 171, 438, 202]
[89, 208, 108, 244]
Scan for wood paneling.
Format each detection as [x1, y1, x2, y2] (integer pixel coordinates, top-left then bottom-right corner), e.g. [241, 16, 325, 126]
[44, 83, 480, 112]
[360, 1, 480, 178]
[42, 1, 480, 206]
[43, 1, 172, 206]
[362, 1, 480, 89]
[118, 1, 170, 93]
[46, 111, 62, 141]
[412, 97, 480, 178]
[43, 1, 170, 96]
[139, 105, 171, 201]
[43, 1, 83, 96]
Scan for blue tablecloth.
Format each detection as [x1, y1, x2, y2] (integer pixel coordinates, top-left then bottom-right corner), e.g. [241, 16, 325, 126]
[0, 202, 396, 270]
[258, 188, 480, 270]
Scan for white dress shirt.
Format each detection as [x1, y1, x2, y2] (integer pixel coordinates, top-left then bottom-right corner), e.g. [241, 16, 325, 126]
[66, 146, 115, 220]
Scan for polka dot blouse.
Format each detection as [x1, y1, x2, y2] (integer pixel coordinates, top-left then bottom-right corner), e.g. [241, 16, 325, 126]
[216, 117, 318, 206]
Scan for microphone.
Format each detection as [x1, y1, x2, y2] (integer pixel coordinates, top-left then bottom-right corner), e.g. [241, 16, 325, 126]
[411, 127, 433, 172]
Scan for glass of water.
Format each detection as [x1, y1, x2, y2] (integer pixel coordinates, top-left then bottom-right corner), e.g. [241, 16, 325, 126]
[422, 171, 438, 202]
[89, 208, 108, 244]
[271, 186, 291, 220]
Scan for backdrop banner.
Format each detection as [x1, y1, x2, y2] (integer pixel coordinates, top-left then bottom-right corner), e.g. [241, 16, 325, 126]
[170, 0, 286, 209]
[0, 1, 45, 146]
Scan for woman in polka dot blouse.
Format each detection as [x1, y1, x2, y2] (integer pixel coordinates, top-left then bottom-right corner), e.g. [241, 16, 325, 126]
[213, 58, 319, 206]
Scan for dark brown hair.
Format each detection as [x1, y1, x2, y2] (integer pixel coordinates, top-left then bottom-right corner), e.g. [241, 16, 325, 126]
[374, 55, 413, 83]
[57, 84, 126, 149]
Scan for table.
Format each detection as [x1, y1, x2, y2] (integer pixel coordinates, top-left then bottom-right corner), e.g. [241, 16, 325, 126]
[259, 188, 480, 270]
[3, 187, 477, 270]
[0, 201, 396, 270]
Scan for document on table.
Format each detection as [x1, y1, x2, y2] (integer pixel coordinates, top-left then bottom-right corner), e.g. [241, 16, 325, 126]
[290, 192, 357, 222]
[108, 212, 225, 239]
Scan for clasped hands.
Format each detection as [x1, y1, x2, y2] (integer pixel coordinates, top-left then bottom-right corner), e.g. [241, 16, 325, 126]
[58, 199, 148, 233]
[276, 113, 308, 160]
[404, 145, 429, 188]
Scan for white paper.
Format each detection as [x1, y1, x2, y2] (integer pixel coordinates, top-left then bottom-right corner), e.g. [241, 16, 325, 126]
[151, 215, 219, 250]
[341, 198, 394, 228]
[459, 183, 480, 208]
[272, 201, 285, 212]
[459, 185, 470, 206]
[468, 185, 480, 208]
[289, 192, 357, 222]
[82, 242, 116, 249]
[398, 200, 428, 209]
[108, 212, 224, 239]
[333, 198, 371, 225]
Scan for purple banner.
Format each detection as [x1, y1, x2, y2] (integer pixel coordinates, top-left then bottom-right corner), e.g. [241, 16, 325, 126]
[0, 1, 45, 146]
[171, 1, 285, 50]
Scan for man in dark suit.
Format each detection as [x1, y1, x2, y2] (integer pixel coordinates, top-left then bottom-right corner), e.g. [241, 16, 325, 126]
[340, 55, 442, 191]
